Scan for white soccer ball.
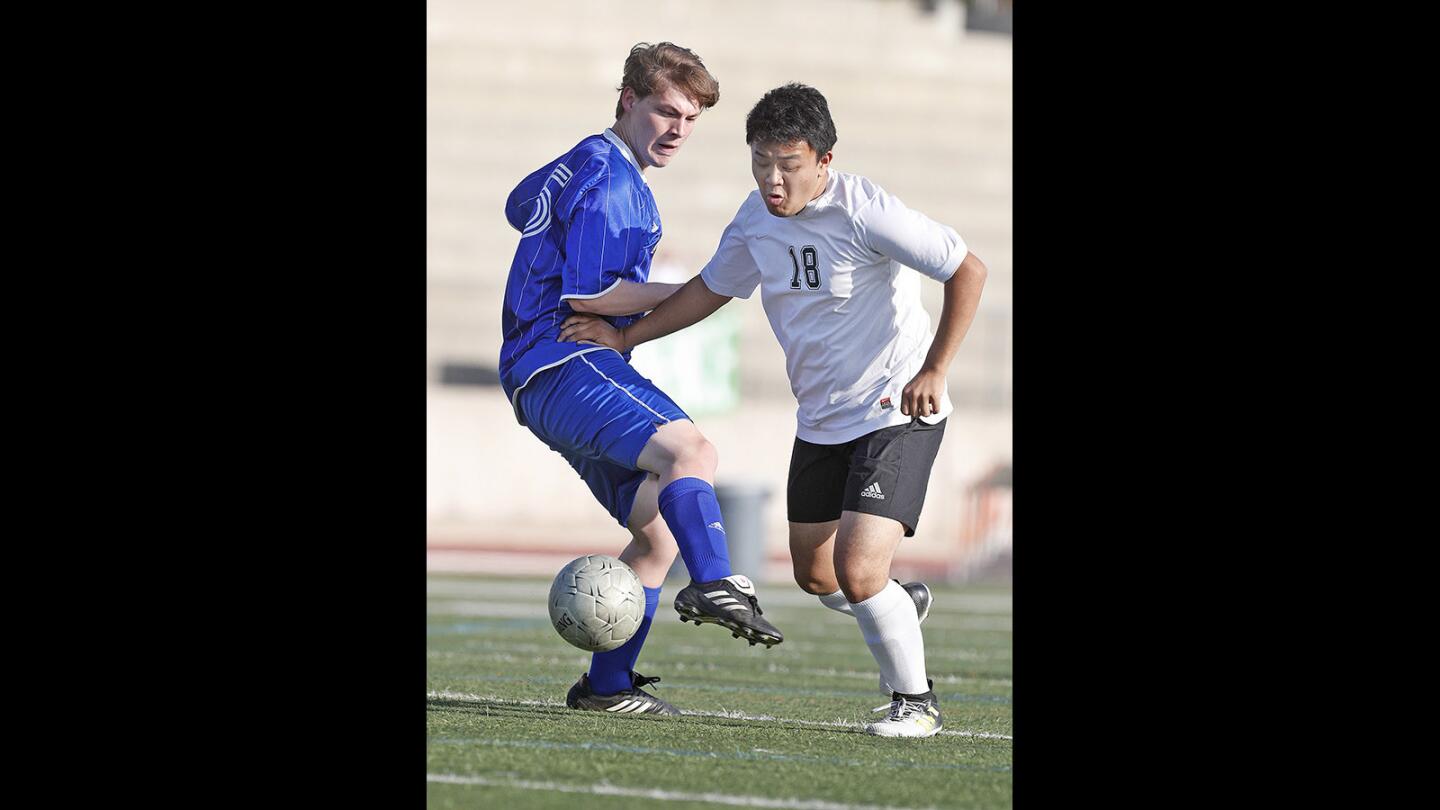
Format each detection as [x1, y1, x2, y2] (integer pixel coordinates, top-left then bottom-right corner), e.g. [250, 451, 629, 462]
[548, 554, 645, 652]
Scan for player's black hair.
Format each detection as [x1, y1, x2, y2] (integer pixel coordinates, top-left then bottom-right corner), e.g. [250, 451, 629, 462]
[745, 83, 837, 156]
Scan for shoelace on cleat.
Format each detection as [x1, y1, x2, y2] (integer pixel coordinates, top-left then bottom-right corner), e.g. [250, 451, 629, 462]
[632, 672, 662, 689]
[872, 697, 928, 722]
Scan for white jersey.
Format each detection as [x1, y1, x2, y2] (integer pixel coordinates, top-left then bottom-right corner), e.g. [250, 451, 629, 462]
[700, 170, 967, 444]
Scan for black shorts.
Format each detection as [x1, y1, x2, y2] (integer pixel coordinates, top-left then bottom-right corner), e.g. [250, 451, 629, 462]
[786, 418, 947, 537]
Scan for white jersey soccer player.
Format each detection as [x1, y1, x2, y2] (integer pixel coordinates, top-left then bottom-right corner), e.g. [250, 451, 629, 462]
[560, 83, 988, 738]
[698, 169, 967, 444]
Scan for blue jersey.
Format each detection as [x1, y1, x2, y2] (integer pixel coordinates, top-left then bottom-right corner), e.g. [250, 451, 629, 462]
[499, 129, 663, 418]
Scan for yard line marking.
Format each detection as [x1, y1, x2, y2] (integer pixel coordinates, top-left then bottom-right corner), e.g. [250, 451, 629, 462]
[426, 649, 1013, 687]
[426, 581, 1012, 613]
[426, 690, 1012, 740]
[427, 737, 1011, 773]
[427, 605, 1012, 632]
[432, 675, 1010, 703]
[427, 634, 1011, 659]
[426, 600, 558, 618]
[426, 773, 943, 809]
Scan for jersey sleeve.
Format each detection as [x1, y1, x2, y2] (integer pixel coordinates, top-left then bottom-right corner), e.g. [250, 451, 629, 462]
[854, 187, 968, 282]
[699, 206, 761, 299]
[557, 166, 635, 302]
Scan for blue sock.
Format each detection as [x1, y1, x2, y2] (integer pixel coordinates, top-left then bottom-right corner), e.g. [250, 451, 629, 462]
[588, 585, 662, 696]
[658, 477, 733, 583]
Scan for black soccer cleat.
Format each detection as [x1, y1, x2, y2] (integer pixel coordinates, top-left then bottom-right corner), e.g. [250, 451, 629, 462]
[673, 574, 784, 647]
[897, 580, 933, 625]
[565, 671, 680, 716]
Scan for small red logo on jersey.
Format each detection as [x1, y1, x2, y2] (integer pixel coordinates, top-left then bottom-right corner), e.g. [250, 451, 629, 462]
[879, 397, 893, 410]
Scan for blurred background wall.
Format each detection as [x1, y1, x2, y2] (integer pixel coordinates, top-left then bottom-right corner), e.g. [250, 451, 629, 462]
[428, 0, 1012, 583]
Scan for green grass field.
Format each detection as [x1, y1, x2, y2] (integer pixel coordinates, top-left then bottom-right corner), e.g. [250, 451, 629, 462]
[427, 574, 1012, 809]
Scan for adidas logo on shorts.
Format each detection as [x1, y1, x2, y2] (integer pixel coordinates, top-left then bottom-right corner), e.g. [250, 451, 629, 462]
[860, 482, 885, 500]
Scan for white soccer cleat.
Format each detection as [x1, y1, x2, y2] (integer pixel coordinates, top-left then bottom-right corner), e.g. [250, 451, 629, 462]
[865, 680, 943, 738]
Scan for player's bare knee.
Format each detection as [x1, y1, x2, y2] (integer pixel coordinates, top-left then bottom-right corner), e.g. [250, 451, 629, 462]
[674, 434, 718, 478]
[631, 522, 678, 559]
[836, 567, 886, 603]
[793, 570, 829, 594]
[697, 435, 719, 473]
[838, 581, 884, 603]
[643, 541, 679, 567]
[789, 556, 827, 594]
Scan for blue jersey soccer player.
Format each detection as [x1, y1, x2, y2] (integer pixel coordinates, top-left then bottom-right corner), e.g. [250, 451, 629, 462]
[500, 42, 785, 716]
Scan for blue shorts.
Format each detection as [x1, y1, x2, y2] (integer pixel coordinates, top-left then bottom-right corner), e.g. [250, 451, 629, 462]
[516, 349, 690, 527]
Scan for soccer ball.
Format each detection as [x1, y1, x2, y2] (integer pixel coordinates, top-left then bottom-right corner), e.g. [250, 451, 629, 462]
[548, 554, 645, 652]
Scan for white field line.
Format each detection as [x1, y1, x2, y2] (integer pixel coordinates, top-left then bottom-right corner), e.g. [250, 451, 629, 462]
[426, 649, 1012, 688]
[426, 690, 1012, 740]
[428, 599, 1013, 631]
[427, 600, 555, 618]
[428, 636, 1011, 661]
[428, 580, 1012, 613]
[427, 773, 940, 810]
[429, 737, 1010, 774]
[426, 639, 1008, 660]
[430, 675, 1011, 703]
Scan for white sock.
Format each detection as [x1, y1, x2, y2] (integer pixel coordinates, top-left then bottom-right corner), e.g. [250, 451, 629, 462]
[818, 589, 853, 615]
[849, 580, 929, 696]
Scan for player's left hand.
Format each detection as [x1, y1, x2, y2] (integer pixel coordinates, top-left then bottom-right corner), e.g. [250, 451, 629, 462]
[558, 314, 626, 350]
[901, 368, 946, 418]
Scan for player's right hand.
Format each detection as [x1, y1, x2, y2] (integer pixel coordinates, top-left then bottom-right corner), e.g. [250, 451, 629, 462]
[559, 314, 627, 351]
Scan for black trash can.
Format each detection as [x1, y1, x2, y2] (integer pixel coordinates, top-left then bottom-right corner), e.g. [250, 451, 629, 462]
[666, 482, 771, 582]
